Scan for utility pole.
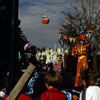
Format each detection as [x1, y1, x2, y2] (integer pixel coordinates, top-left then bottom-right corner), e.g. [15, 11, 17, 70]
[9, 0, 19, 92]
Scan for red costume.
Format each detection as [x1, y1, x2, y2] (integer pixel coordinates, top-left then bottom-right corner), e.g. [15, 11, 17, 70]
[4, 93, 32, 100]
[72, 42, 90, 87]
[41, 88, 67, 100]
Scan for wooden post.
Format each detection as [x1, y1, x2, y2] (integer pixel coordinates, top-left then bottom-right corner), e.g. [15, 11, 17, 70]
[7, 63, 35, 100]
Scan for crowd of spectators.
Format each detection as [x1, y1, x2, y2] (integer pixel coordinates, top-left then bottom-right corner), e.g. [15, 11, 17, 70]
[0, 42, 100, 100]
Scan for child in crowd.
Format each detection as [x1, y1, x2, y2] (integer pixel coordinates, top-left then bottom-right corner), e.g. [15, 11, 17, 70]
[40, 71, 67, 100]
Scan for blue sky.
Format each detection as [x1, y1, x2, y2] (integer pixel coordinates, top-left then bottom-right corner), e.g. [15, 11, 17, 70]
[19, 0, 75, 49]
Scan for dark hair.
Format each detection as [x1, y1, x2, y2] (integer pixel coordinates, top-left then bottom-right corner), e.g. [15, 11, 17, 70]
[71, 87, 81, 97]
[28, 45, 37, 55]
[88, 70, 98, 86]
[44, 71, 63, 88]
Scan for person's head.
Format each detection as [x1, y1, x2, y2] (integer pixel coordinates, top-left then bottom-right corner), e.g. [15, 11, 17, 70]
[79, 40, 84, 45]
[88, 70, 98, 86]
[44, 71, 63, 89]
[28, 45, 37, 55]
